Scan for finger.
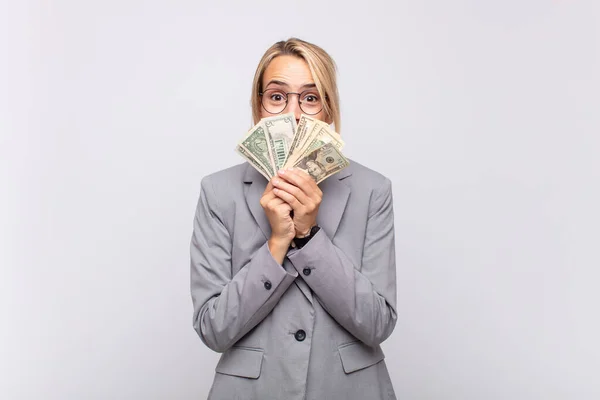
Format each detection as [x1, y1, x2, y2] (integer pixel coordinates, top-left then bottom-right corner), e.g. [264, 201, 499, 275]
[277, 168, 322, 200]
[260, 191, 276, 207]
[293, 168, 322, 196]
[267, 197, 292, 213]
[273, 187, 303, 210]
[262, 177, 284, 202]
[266, 196, 284, 206]
[272, 178, 310, 206]
[277, 168, 311, 191]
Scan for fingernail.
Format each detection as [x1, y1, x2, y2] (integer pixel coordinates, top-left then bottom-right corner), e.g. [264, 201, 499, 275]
[273, 179, 279, 185]
[278, 169, 285, 175]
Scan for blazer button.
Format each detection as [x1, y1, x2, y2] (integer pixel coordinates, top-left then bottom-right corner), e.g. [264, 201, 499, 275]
[264, 281, 272, 290]
[294, 329, 306, 342]
[303, 268, 311, 276]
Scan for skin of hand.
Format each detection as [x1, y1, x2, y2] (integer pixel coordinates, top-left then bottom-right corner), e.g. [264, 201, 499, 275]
[260, 181, 295, 264]
[272, 168, 322, 237]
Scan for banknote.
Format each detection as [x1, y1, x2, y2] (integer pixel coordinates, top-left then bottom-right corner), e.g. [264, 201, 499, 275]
[292, 142, 349, 184]
[235, 144, 271, 180]
[284, 118, 334, 167]
[262, 114, 297, 171]
[236, 114, 348, 183]
[283, 114, 319, 168]
[286, 124, 344, 168]
[240, 123, 275, 177]
[283, 117, 325, 168]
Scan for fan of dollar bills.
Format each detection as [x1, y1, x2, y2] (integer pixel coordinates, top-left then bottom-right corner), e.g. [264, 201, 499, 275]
[235, 113, 349, 184]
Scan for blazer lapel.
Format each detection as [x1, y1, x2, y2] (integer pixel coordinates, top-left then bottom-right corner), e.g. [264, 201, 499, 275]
[293, 277, 313, 305]
[317, 166, 352, 239]
[243, 164, 271, 240]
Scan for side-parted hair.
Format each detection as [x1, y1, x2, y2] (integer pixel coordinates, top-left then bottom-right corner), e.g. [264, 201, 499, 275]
[251, 38, 341, 132]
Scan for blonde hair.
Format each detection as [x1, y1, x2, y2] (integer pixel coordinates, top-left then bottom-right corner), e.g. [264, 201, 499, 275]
[251, 38, 341, 132]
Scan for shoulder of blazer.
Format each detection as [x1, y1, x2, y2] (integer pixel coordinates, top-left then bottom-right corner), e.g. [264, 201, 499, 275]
[344, 158, 391, 192]
[197, 162, 248, 215]
[201, 162, 248, 187]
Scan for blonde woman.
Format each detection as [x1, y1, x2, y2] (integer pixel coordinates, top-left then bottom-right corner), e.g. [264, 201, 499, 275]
[190, 38, 398, 400]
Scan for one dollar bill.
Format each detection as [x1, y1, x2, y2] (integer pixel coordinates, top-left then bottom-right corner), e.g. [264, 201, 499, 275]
[239, 123, 275, 177]
[235, 144, 272, 180]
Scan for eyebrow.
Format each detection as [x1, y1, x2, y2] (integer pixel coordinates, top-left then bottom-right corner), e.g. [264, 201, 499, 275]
[264, 80, 317, 90]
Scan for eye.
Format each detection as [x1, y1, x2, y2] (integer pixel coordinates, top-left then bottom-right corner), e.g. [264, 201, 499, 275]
[271, 93, 284, 102]
[302, 93, 320, 103]
[264, 89, 286, 103]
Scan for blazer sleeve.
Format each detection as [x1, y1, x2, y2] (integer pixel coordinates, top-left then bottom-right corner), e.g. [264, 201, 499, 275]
[287, 178, 397, 348]
[190, 178, 298, 353]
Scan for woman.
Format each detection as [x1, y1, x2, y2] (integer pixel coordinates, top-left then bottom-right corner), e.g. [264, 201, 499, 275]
[190, 38, 398, 400]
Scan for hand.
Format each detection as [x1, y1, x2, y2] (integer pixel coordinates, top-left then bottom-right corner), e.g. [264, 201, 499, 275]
[272, 168, 323, 237]
[260, 181, 295, 263]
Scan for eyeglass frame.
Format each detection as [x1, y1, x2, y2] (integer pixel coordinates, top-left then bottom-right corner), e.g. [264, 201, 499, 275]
[258, 88, 326, 116]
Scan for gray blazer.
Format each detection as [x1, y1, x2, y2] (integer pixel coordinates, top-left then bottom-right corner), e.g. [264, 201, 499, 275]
[190, 159, 398, 400]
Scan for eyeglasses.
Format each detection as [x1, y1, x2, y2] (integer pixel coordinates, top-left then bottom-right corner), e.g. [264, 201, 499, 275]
[259, 88, 324, 115]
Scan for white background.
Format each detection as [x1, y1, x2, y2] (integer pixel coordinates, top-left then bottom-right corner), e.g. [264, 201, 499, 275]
[1, 0, 599, 399]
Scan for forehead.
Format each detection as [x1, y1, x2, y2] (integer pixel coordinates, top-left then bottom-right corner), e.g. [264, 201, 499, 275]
[262, 55, 314, 87]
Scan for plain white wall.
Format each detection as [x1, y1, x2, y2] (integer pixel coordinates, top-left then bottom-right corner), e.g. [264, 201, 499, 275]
[2, 0, 599, 399]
